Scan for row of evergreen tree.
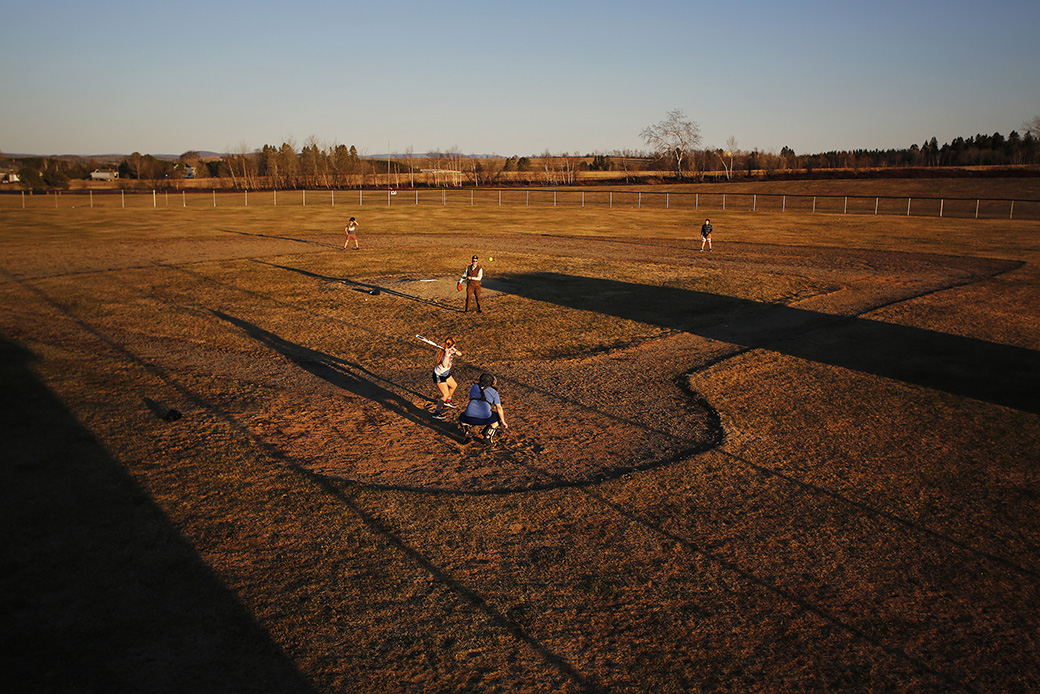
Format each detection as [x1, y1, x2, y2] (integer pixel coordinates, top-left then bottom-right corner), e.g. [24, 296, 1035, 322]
[800, 132, 1040, 171]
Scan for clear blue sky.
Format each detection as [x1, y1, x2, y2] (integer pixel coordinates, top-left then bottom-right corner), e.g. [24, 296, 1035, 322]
[2, 0, 1038, 157]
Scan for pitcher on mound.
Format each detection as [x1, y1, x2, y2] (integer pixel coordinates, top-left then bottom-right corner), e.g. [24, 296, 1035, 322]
[459, 255, 484, 313]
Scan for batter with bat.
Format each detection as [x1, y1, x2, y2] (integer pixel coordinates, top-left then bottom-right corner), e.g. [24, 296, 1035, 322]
[416, 335, 461, 419]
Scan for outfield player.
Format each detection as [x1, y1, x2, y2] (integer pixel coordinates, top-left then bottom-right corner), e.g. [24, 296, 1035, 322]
[344, 217, 359, 250]
[700, 218, 713, 251]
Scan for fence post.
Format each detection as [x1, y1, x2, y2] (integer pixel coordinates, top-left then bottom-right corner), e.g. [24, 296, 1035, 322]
[783, 195, 786, 212]
[213, 190, 216, 207]
[22, 190, 25, 208]
[416, 190, 419, 206]
[499, 190, 502, 206]
[843, 196, 847, 214]
[331, 189, 335, 207]
[754, 194, 757, 212]
[527, 190, 530, 207]
[245, 190, 248, 207]
[359, 189, 362, 206]
[875, 197, 879, 215]
[90, 190, 93, 208]
[695, 193, 698, 210]
[443, 189, 446, 206]
[907, 198, 911, 216]
[666, 193, 669, 209]
[583, 191, 586, 208]
[153, 190, 156, 208]
[182, 190, 186, 207]
[940, 199, 944, 218]
[609, 191, 612, 208]
[122, 190, 125, 208]
[274, 190, 278, 206]
[975, 199, 979, 219]
[304, 190, 307, 206]
[812, 196, 815, 213]
[638, 192, 641, 209]
[723, 194, 726, 210]
[1010, 201, 1014, 220]
[554, 191, 557, 207]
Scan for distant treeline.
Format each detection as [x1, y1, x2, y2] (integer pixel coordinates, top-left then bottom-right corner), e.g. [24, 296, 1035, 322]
[4, 130, 1039, 191]
[803, 132, 1040, 170]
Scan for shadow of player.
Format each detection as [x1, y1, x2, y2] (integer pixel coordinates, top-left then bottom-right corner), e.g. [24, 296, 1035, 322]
[212, 310, 463, 439]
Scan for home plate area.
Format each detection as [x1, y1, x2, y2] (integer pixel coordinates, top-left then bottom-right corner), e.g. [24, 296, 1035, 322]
[244, 370, 716, 493]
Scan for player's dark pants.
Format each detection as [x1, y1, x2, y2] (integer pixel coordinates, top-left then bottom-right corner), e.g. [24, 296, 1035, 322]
[465, 281, 482, 312]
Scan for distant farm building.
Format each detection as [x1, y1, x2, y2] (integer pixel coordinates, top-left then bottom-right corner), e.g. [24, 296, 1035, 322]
[90, 169, 119, 181]
[0, 171, 20, 183]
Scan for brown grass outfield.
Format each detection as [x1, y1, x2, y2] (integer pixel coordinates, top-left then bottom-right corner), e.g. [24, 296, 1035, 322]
[1, 190, 1038, 692]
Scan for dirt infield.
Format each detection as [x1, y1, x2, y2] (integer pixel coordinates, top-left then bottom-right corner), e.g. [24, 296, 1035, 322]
[1, 205, 1038, 692]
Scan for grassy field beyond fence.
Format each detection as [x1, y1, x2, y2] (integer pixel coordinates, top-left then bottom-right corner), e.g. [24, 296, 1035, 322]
[3, 178, 1040, 221]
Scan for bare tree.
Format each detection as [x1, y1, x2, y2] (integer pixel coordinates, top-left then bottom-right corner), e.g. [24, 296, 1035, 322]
[561, 152, 580, 184]
[611, 148, 647, 183]
[474, 157, 502, 186]
[301, 136, 328, 188]
[223, 142, 259, 190]
[1025, 115, 1040, 138]
[427, 146, 465, 186]
[125, 152, 144, 180]
[641, 109, 701, 179]
[446, 146, 464, 186]
[404, 145, 415, 187]
[540, 149, 559, 185]
[713, 136, 738, 180]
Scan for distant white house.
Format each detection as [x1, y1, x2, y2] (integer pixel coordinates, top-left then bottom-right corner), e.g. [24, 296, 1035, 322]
[0, 172, 19, 183]
[90, 169, 119, 181]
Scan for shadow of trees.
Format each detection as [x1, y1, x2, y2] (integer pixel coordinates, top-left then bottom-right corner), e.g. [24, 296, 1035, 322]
[0, 338, 317, 693]
[497, 272, 1040, 414]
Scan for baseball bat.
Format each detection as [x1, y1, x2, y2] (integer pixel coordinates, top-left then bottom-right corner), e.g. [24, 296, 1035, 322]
[415, 334, 441, 349]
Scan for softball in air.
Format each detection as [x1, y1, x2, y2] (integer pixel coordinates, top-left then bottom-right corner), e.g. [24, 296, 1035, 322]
[489, 256, 494, 261]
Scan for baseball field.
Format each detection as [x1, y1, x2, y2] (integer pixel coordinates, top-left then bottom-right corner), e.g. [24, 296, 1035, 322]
[2, 182, 1038, 692]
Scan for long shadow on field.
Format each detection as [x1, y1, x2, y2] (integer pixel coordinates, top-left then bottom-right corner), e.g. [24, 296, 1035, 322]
[252, 260, 464, 312]
[212, 311, 461, 438]
[268, 459, 598, 692]
[0, 338, 317, 694]
[215, 227, 334, 248]
[499, 272, 1040, 414]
